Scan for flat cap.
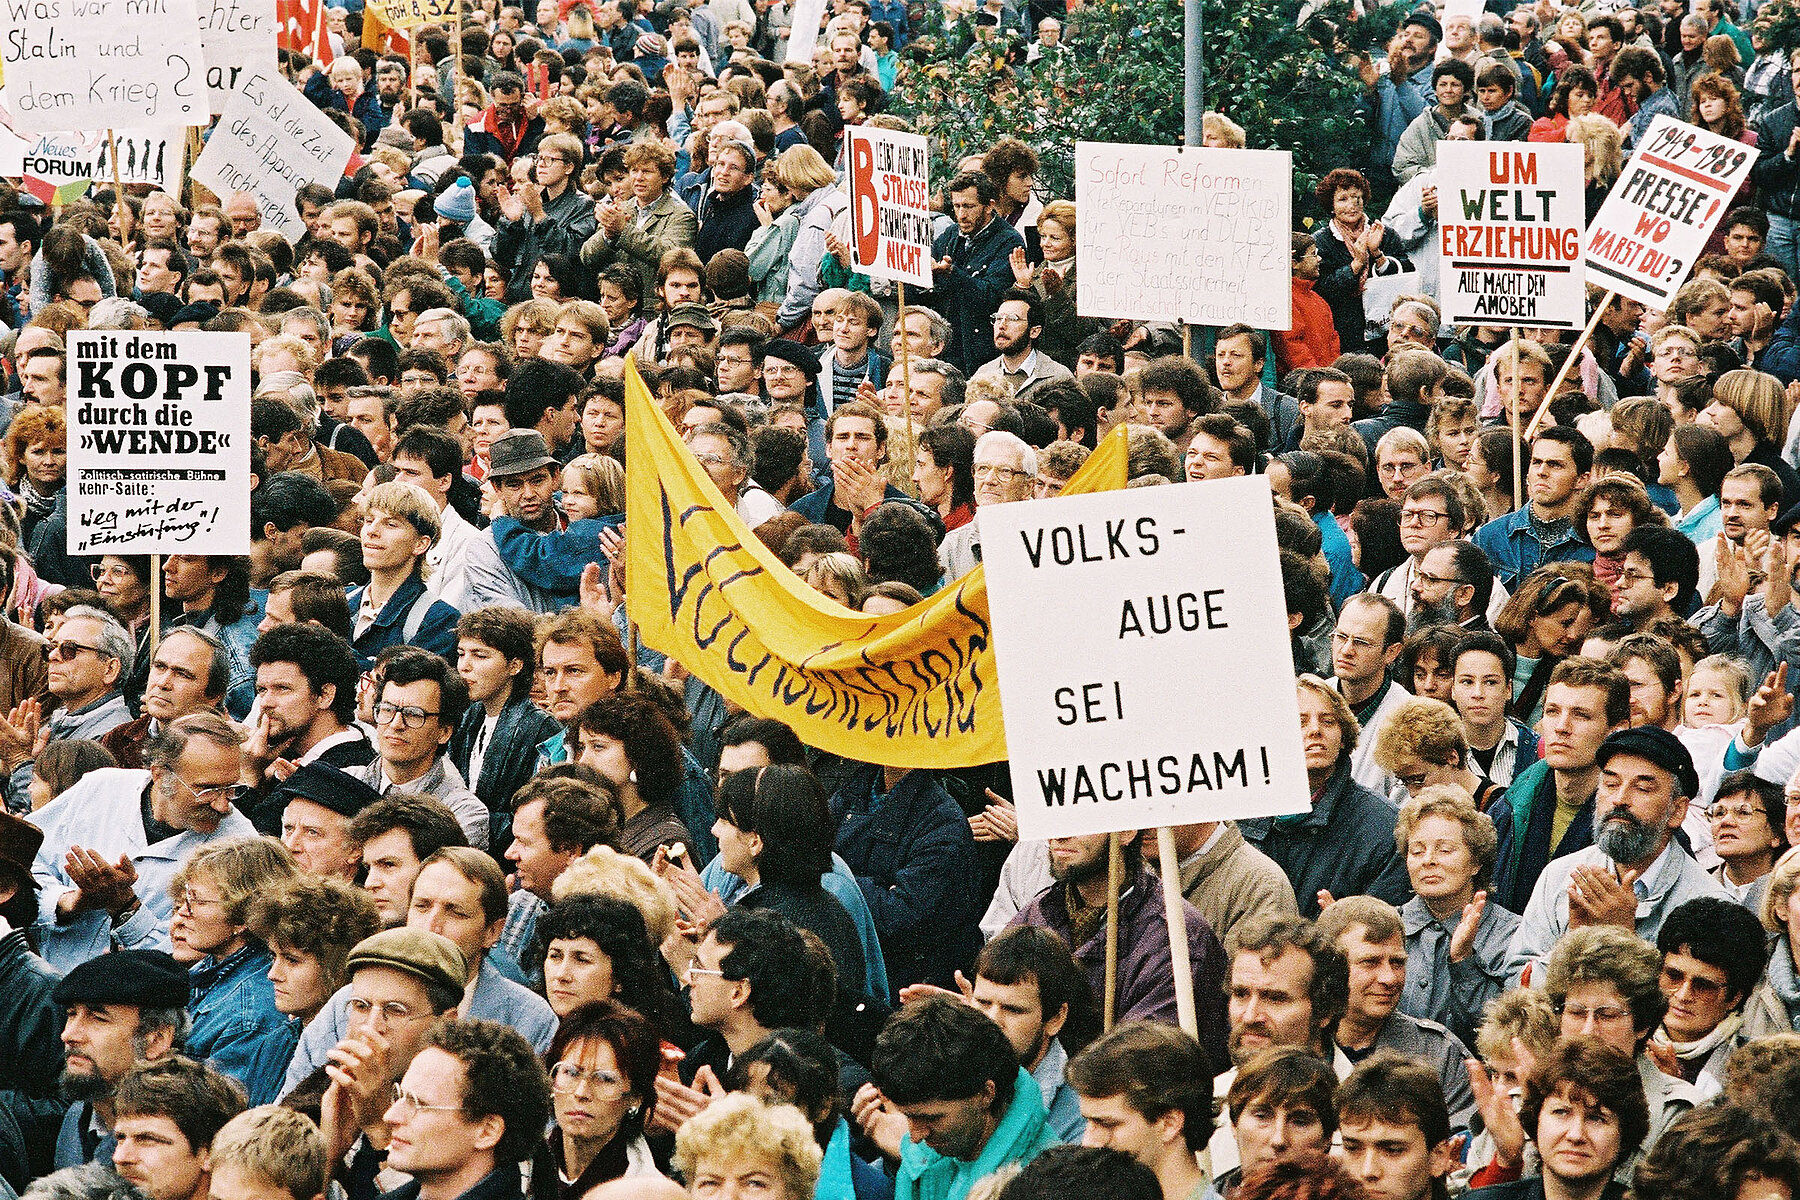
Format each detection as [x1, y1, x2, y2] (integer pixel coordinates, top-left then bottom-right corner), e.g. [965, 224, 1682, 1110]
[344, 928, 468, 998]
[761, 339, 819, 378]
[1596, 726, 1700, 799]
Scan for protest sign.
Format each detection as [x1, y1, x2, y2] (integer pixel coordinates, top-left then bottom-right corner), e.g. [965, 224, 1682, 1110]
[1076, 142, 1292, 328]
[983, 477, 1311, 841]
[67, 331, 251, 556]
[784, 0, 829, 64]
[0, 0, 207, 132]
[200, 0, 278, 113]
[1437, 142, 1586, 329]
[191, 68, 354, 241]
[364, 0, 454, 29]
[1586, 114, 1758, 309]
[0, 102, 182, 190]
[846, 125, 932, 288]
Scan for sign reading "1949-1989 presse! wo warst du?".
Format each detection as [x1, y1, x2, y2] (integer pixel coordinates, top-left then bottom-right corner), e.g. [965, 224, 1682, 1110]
[982, 478, 1312, 842]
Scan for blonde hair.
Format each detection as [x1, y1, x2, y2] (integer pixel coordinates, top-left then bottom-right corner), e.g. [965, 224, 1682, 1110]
[1761, 844, 1800, 934]
[254, 333, 320, 377]
[1295, 674, 1361, 756]
[362, 480, 442, 547]
[1394, 784, 1499, 887]
[1567, 113, 1623, 185]
[1374, 697, 1470, 773]
[552, 844, 679, 943]
[1202, 111, 1246, 147]
[770, 144, 839, 194]
[1475, 987, 1558, 1064]
[500, 298, 562, 343]
[672, 1094, 823, 1200]
[802, 552, 866, 605]
[1712, 368, 1792, 447]
[171, 836, 299, 926]
[210, 1107, 327, 1200]
[564, 454, 627, 517]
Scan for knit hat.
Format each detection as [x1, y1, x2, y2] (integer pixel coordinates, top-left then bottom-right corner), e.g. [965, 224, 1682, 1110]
[705, 249, 752, 301]
[762, 339, 820, 378]
[377, 124, 419, 161]
[1403, 9, 1443, 41]
[435, 177, 479, 224]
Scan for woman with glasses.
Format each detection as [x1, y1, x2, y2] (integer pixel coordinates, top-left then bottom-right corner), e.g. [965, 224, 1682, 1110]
[543, 1000, 670, 1195]
[1704, 770, 1789, 911]
[92, 555, 153, 701]
[169, 836, 301, 1105]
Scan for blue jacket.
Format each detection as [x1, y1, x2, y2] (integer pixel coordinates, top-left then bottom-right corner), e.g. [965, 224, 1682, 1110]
[490, 513, 624, 606]
[1763, 298, 1800, 383]
[448, 697, 562, 841]
[187, 943, 293, 1105]
[345, 571, 461, 664]
[1377, 60, 1436, 168]
[1238, 761, 1411, 917]
[929, 216, 1025, 375]
[831, 765, 985, 991]
[1469, 503, 1595, 592]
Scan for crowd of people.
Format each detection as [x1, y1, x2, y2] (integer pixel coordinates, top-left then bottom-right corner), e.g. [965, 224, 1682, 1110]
[5, 0, 1800, 1197]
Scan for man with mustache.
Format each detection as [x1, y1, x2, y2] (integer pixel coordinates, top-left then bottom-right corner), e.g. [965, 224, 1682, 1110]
[1505, 727, 1727, 985]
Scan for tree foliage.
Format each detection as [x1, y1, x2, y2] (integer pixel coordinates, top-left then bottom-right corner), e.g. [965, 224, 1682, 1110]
[889, 0, 1394, 206]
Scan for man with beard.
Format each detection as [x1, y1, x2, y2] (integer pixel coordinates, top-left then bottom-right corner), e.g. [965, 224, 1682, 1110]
[1375, 13, 1442, 194]
[1408, 540, 1499, 631]
[1370, 477, 1467, 621]
[51, 949, 189, 1168]
[1506, 727, 1726, 984]
[1008, 829, 1228, 1074]
[1207, 915, 1349, 1178]
[1607, 526, 1698, 632]
[971, 290, 1073, 403]
[241, 626, 373, 832]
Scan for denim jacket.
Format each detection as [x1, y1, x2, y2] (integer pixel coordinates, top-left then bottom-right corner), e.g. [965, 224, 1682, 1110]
[188, 943, 292, 1105]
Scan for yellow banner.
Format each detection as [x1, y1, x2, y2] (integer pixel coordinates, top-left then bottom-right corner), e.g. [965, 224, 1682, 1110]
[365, 0, 455, 32]
[623, 359, 1128, 768]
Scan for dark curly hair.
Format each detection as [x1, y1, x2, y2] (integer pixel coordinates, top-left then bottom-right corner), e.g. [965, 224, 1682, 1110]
[859, 502, 944, 593]
[424, 1019, 553, 1164]
[534, 893, 678, 1035]
[574, 693, 684, 810]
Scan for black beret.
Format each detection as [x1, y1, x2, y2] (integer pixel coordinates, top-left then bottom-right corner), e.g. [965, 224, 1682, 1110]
[761, 339, 820, 378]
[272, 761, 381, 820]
[53, 949, 188, 1008]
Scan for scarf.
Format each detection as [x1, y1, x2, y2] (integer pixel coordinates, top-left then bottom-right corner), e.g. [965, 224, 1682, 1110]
[1768, 937, 1800, 1031]
[19, 478, 55, 524]
[895, 1067, 1054, 1200]
[817, 1119, 858, 1200]
[1526, 507, 1574, 549]
[1651, 1010, 1742, 1063]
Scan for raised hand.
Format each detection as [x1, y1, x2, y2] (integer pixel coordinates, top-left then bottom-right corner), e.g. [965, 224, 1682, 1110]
[1009, 245, 1033, 286]
[1746, 662, 1793, 748]
[1448, 891, 1486, 963]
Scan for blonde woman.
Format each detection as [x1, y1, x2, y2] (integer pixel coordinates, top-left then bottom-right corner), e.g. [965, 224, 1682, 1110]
[1742, 846, 1800, 1037]
[1567, 113, 1623, 221]
[765, 146, 846, 336]
[1008, 198, 1096, 365]
[674, 1094, 823, 1200]
[1703, 369, 1797, 491]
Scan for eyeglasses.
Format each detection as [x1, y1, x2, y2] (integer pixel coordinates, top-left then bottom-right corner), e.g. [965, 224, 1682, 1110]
[551, 1062, 629, 1092]
[1707, 801, 1766, 822]
[684, 963, 727, 986]
[175, 891, 224, 916]
[91, 563, 139, 584]
[1413, 569, 1464, 588]
[44, 641, 111, 663]
[538, 154, 572, 165]
[1556, 1002, 1633, 1025]
[973, 464, 1028, 482]
[991, 314, 1029, 326]
[171, 774, 249, 806]
[349, 997, 433, 1023]
[373, 703, 441, 728]
[1379, 461, 1423, 477]
[692, 452, 732, 468]
[390, 1084, 464, 1115]
[1330, 629, 1380, 652]
[1615, 569, 1657, 587]
[1398, 508, 1448, 526]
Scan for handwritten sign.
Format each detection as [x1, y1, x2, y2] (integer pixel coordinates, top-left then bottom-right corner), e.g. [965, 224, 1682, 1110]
[0, 0, 207, 132]
[784, 0, 828, 64]
[0, 98, 182, 189]
[846, 125, 932, 288]
[1586, 114, 1758, 309]
[1076, 142, 1292, 328]
[1438, 142, 1586, 329]
[68, 331, 251, 556]
[191, 67, 353, 241]
[364, 0, 453, 29]
[200, 0, 278, 113]
[983, 478, 1310, 841]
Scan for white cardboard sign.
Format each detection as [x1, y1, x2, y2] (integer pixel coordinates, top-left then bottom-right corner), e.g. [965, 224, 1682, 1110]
[68, 331, 252, 556]
[1076, 142, 1293, 328]
[1586, 114, 1758, 309]
[0, 0, 208, 132]
[0, 105, 183, 189]
[983, 478, 1311, 841]
[846, 125, 932, 288]
[1438, 141, 1587, 329]
[199, 0, 279, 114]
[191, 68, 353, 241]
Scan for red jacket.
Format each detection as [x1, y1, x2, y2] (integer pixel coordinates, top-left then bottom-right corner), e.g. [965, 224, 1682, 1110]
[1281, 277, 1341, 374]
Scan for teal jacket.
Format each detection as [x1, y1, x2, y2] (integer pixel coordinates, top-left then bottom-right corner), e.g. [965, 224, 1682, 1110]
[895, 1068, 1054, 1200]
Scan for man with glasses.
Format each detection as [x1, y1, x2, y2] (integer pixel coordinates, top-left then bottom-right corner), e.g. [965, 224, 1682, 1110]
[3, 604, 135, 804]
[1410, 540, 1500, 631]
[971, 289, 1072, 403]
[1329, 594, 1411, 796]
[355, 649, 487, 850]
[492, 133, 598, 304]
[279, 927, 465, 1143]
[941, 431, 1037, 580]
[1707, 769, 1787, 910]
[32, 712, 257, 971]
[1371, 479, 1466, 621]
